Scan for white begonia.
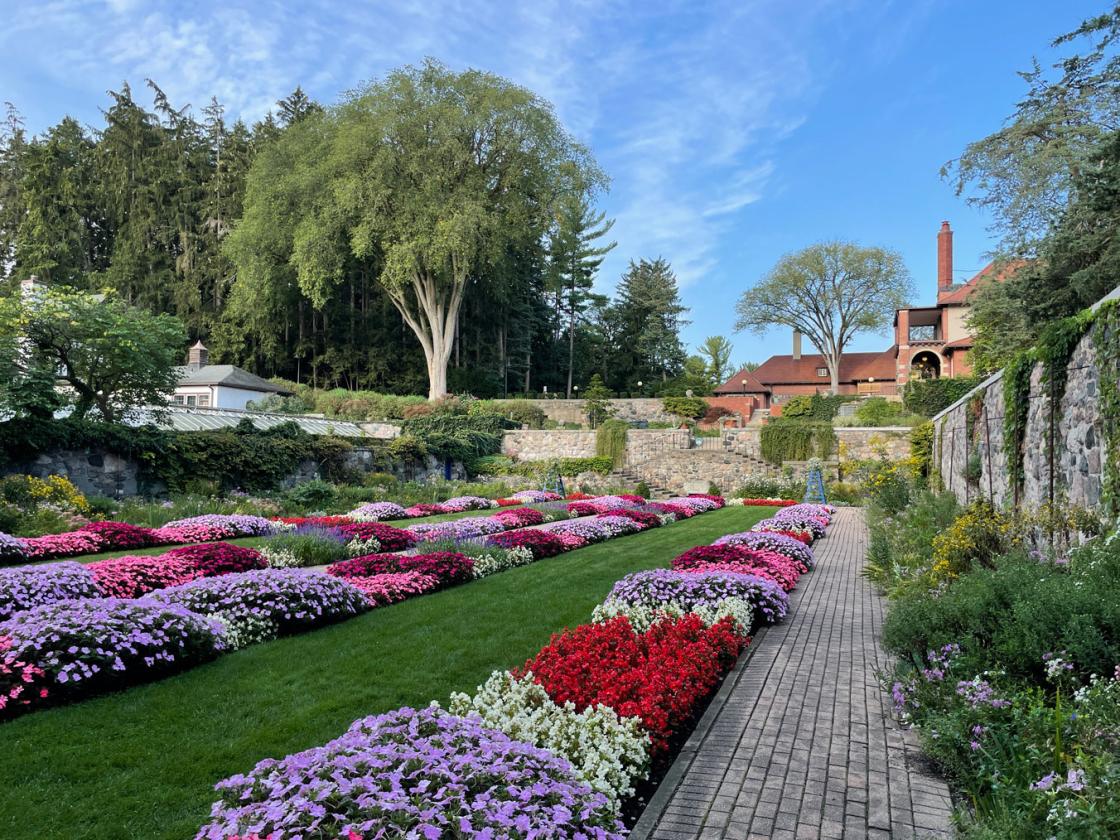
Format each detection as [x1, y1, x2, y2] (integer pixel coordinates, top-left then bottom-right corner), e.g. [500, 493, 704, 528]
[656, 513, 677, 526]
[272, 522, 298, 533]
[259, 547, 303, 568]
[470, 546, 535, 579]
[206, 612, 278, 650]
[447, 670, 650, 811]
[592, 596, 754, 636]
[346, 537, 381, 556]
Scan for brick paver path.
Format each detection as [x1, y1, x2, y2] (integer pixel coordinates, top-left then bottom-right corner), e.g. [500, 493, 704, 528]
[635, 507, 953, 840]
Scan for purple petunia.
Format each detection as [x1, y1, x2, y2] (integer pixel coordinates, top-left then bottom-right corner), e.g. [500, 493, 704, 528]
[713, 531, 816, 569]
[196, 705, 625, 839]
[0, 561, 103, 621]
[608, 568, 789, 624]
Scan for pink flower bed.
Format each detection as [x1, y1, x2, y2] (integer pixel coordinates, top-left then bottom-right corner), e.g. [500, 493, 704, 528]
[345, 572, 440, 607]
[88, 554, 203, 599]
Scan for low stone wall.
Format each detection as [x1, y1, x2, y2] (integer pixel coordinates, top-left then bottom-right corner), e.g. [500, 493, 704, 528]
[535, 398, 677, 426]
[932, 306, 1110, 510]
[835, 427, 912, 462]
[501, 430, 597, 459]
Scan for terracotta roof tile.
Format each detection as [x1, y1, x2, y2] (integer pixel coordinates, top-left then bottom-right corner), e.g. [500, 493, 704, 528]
[714, 347, 896, 392]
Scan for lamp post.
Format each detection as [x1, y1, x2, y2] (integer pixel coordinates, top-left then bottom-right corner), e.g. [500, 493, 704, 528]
[637, 380, 643, 397]
[741, 378, 747, 395]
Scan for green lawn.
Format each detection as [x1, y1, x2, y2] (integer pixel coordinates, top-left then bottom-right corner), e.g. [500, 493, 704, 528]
[1, 505, 769, 839]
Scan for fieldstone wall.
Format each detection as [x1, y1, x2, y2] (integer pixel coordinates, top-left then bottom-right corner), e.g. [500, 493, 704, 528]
[501, 430, 597, 459]
[835, 427, 912, 462]
[932, 325, 1104, 510]
[535, 398, 679, 426]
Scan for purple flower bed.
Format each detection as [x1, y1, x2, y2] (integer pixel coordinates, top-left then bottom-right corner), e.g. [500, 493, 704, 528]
[0, 562, 103, 621]
[145, 569, 368, 641]
[510, 490, 562, 503]
[663, 496, 722, 513]
[163, 514, 278, 537]
[714, 531, 816, 569]
[757, 513, 825, 540]
[439, 495, 497, 512]
[196, 705, 624, 840]
[0, 598, 225, 700]
[406, 516, 509, 542]
[542, 518, 615, 543]
[608, 568, 789, 625]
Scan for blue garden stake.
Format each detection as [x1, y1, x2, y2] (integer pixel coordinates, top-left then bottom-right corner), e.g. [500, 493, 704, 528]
[803, 467, 827, 504]
[544, 467, 565, 497]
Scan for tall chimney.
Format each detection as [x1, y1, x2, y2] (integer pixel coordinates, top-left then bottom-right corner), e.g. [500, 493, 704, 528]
[937, 221, 953, 292]
[792, 329, 802, 360]
[187, 340, 209, 371]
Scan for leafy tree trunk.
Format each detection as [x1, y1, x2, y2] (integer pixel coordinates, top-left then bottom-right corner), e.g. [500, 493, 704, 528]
[386, 269, 464, 401]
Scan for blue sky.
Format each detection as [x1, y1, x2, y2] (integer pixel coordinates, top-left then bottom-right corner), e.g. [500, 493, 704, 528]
[0, 0, 1105, 368]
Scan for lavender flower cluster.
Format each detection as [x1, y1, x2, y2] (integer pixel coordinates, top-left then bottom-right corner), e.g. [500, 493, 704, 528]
[714, 531, 816, 569]
[146, 569, 368, 643]
[0, 531, 28, 564]
[196, 705, 625, 839]
[0, 598, 225, 695]
[0, 561, 102, 621]
[407, 516, 509, 542]
[608, 568, 789, 625]
[349, 501, 409, 521]
[542, 517, 638, 543]
[511, 490, 562, 503]
[163, 514, 278, 537]
[663, 496, 722, 513]
[439, 496, 498, 512]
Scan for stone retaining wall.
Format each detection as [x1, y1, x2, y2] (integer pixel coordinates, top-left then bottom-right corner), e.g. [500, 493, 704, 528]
[932, 315, 1108, 510]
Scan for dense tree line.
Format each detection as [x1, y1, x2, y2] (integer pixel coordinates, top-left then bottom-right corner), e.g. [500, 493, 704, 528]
[0, 65, 692, 399]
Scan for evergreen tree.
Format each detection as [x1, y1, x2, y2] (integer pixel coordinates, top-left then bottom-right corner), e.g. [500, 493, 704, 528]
[613, 257, 689, 388]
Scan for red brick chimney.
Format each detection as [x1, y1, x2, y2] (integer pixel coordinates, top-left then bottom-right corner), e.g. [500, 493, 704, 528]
[937, 221, 953, 292]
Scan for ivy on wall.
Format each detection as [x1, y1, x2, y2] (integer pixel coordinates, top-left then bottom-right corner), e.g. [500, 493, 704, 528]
[759, 420, 835, 465]
[595, 419, 629, 468]
[1002, 351, 1036, 497]
[1095, 301, 1120, 517]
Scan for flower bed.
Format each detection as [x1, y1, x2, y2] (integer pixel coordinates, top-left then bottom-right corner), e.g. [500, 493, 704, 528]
[0, 635, 49, 718]
[493, 506, 546, 527]
[335, 522, 416, 552]
[162, 514, 278, 537]
[345, 571, 440, 607]
[78, 521, 159, 550]
[146, 569, 368, 644]
[87, 553, 202, 599]
[0, 599, 225, 705]
[196, 706, 624, 840]
[713, 530, 816, 569]
[672, 544, 806, 591]
[487, 529, 567, 559]
[348, 501, 409, 521]
[161, 543, 268, 577]
[602, 568, 789, 626]
[327, 552, 474, 587]
[0, 532, 28, 564]
[440, 495, 498, 512]
[510, 490, 563, 503]
[729, 498, 797, 507]
[520, 614, 745, 756]
[0, 562, 102, 621]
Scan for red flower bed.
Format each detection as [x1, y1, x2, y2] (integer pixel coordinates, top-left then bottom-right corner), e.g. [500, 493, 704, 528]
[162, 543, 267, 576]
[599, 508, 663, 529]
[565, 492, 595, 500]
[275, 516, 354, 528]
[405, 503, 445, 516]
[79, 521, 159, 550]
[336, 522, 416, 552]
[566, 501, 600, 517]
[494, 508, 545, 527]
[520, 615, 746, 755]
[494, 498, 524, 507]
[737, 498, 796, 507]
[326, 552, 473, 587]
[762, 528, 812, 544]
[487, 529, 566, 559]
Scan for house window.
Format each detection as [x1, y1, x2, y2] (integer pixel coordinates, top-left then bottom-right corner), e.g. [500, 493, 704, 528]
[816, 368, 828, 377]
[173, 395, 185, 405]
[198, 395, 210, 407]
[186, 395, 197, 407]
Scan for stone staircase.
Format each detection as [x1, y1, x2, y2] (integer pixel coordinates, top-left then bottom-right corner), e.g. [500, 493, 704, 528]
[605, 466, 676, 498]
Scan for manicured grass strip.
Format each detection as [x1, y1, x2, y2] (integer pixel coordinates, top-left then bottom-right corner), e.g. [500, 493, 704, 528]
[0, 505, 769, 840]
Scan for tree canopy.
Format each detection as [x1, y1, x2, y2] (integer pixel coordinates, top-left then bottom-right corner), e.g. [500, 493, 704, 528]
[735, 242, 912, 393]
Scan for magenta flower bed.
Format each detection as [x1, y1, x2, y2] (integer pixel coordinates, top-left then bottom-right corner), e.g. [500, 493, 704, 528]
[493, 507, 546, 527]
[336, 522, 417, 552]
[600, 508, 663, 529]
[20, 530, 104, 560]
[195, 706, 624, 840]
[327, 552, 474, 587]
[0, 598, 225, 706]
[88, 554, 202, 599]
[78, 521, 159, 550]
[0, 562, 103, 621]
[713, 530, 816, 569]
[161, 543, 268, 576]
[1, 635, 49, 718]
[487, 529, 567, 559]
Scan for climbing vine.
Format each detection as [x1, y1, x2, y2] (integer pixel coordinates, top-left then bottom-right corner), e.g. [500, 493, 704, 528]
[1002, 350, 1036, 496]
[759, 420, 835, 465]
[1095, 301, 1120, 518]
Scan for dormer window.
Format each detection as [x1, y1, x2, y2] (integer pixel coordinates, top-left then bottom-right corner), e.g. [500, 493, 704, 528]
[816, 368, 828, 377]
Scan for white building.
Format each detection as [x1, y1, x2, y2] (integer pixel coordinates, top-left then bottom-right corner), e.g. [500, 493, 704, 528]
[173, 342, 293, 410]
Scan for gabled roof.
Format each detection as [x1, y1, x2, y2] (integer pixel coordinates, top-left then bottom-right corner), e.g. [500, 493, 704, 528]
[175, 365, 293, 395]
[714, 348, 896, 393]
[936, 259, 1027, 305]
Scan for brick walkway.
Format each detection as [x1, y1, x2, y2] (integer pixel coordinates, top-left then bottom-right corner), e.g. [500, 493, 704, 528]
[634, 507, 953, 840]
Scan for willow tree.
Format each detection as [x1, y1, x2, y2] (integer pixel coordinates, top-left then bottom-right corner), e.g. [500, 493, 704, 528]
[228, 60, 603, 399]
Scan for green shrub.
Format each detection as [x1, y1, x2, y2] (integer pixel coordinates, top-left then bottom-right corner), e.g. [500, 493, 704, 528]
[661, 396, 707, 420]
[864, 489, 959, 595]
[635, 481, 651, 499]
[732, 476, 801, 500]
[780, 395, 815, 419]
[285, 479, 336, 509]
[386, 434, 429, 462]
[910, 421, 934, 481]
[902, 376, 984, 417]
[854, 397, 903, 426]
[400, 413, 511, 461]
[471, 400, 546, 429]
[781, 393, 853, 420]
[759, 419, 834, 465]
